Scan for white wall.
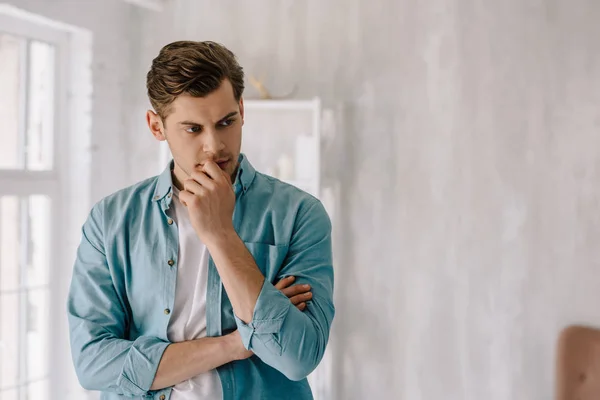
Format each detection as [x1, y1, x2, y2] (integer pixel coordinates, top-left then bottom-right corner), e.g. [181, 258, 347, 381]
[128, 1, 600, 399]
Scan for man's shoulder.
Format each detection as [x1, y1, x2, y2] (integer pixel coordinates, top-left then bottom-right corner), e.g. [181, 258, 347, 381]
[251, 172, 330, 228]
[252, 171, 320, 209]
[93, 175, 159, 212]
[251, 172, 332, 246]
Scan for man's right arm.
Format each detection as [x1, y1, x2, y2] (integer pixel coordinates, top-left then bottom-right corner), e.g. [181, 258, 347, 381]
[150, 331, 248, 390]
[67, 204, 238, 395]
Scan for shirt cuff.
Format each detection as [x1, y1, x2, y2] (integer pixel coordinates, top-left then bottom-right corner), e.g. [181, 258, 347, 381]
[234, 279, 292, 351]
[117, 335, 170, 394]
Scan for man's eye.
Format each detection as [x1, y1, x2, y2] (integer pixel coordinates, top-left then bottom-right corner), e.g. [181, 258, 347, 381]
[219, 118, 235, 127]
[186, 126, 201, 133]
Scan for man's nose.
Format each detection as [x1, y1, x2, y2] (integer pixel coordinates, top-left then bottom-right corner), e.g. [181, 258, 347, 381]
[203, 130, 225, 154]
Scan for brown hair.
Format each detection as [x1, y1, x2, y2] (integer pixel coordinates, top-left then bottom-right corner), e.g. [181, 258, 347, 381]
[146, 40, 245, 119]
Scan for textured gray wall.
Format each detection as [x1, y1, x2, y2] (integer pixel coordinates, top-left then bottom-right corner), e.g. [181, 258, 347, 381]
[127, 1, 600, 399]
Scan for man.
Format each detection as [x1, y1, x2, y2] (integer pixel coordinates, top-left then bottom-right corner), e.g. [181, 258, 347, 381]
[67, 41, 335, 400]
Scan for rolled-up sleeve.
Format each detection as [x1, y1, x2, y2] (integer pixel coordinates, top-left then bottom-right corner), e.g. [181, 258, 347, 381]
[234, 199, 335, 381]
[67, 204, 169, 396]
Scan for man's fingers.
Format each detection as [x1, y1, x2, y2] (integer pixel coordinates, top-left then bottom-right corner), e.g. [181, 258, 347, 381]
[281, 283, 311, 298]
[289, 292, 312, 305]
[183, 178, 207, 196]
[203, 160, 227, 182]
[179, 189, 198, 207]
[295, 302, 307, 311]
[190, 171, 216, 191]
[274, 275, 295, 290]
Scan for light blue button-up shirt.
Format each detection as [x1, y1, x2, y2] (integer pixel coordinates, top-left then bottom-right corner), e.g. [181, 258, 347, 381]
[67, 154, 335, 400]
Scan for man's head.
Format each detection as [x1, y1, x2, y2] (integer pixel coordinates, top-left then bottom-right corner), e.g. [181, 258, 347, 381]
[146, 41, 245, 186]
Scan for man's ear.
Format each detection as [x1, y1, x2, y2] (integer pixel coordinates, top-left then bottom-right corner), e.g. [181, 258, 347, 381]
[147, 110, 166, 141]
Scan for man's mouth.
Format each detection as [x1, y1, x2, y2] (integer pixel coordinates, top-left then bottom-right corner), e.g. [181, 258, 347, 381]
[215, 159, 229, 169]
[197, 158, 230, 171]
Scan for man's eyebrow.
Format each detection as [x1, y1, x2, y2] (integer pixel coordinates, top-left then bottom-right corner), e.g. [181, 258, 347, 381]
[178, 120, 201, 126]
[178, 111, 239, 127]
[217, 111, 239, 123]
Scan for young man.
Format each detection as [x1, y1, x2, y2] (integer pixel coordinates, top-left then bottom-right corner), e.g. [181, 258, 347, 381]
[66, 41, 335, 400]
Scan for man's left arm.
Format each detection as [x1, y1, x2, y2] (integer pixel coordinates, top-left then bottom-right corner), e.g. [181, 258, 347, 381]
[210, 199, 334, 381]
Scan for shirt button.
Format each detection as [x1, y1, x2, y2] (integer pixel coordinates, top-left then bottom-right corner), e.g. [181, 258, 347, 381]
[167, 218, 173, 225]
[160, 395, 166, 400]
[164, 308, 170, 315]
[167, 259, 174, 266]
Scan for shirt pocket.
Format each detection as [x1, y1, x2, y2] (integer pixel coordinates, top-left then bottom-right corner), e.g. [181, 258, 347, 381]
[243, 242, 289, 282]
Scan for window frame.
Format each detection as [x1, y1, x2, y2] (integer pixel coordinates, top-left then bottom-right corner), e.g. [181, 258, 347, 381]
[0, 5, 93, 400]
[0, 13, 69, 399]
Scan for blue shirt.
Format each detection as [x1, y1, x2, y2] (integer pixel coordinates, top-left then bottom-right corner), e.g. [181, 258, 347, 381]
[67, 154, 335, 400]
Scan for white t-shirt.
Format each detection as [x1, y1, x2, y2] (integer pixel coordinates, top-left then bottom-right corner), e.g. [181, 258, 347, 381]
[166, 186, 223, 399]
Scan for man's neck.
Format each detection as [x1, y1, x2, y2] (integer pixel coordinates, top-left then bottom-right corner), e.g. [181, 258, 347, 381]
[171, 163, 186, 191]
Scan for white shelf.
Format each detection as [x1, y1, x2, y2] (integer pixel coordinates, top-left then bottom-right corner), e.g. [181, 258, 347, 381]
[237, 97, 321, 199]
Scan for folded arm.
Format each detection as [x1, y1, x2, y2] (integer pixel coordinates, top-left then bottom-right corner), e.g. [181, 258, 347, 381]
[67, 205, 238, 395]
[208, 199, 335, 381]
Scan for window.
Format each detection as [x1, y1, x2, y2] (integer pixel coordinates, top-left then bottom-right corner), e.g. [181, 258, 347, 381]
[0, 11, 67, 400]
[0, 34, 55, 170]
[0, 196, 51, 399]
[0, 5, 92, 399]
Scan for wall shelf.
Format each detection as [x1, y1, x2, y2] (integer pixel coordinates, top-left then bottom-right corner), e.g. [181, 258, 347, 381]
[242, 97, 322, 199]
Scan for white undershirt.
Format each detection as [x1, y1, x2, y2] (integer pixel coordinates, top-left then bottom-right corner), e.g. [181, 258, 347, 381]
[166, 186, 223, 399]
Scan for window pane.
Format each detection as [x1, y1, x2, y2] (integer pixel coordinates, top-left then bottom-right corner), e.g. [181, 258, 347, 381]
[0, 292, 20, 390]
[26, 41, 55, 171]
[0, 196, 20, 291]
[27, 379, 49, 400]
[0, 196, 51, 391]
[1, 196, 51, 290]
[27, 288, 49, 381]
[0, 35, 55, 171]
[0, 34, 24, 169]
[27, 196, 50, 287]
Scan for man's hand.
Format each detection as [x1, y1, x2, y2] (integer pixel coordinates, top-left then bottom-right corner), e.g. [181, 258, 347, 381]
[179, 160, 236, 244]
[226, 276, 312, 361]
[275, 276, 312, 311]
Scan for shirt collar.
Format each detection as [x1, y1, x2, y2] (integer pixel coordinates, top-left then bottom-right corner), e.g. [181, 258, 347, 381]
[152, 153, 256, 202]
[232, 153, 257, 196]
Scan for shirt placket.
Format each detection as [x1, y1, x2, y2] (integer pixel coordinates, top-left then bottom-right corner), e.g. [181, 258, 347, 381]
[160, 194, 179, 337]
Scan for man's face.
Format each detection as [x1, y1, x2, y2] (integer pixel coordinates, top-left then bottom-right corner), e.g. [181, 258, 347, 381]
[148, 79, 244, 186]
